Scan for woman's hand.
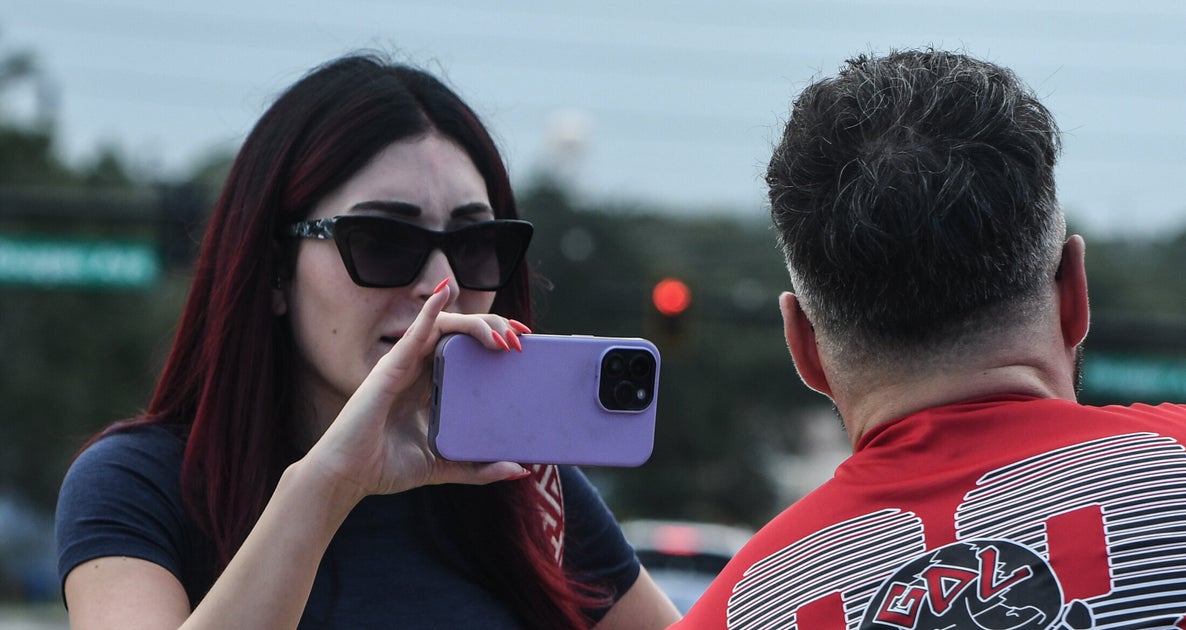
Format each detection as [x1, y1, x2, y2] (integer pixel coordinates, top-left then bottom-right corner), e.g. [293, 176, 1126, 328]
[304, 280, 529, 504]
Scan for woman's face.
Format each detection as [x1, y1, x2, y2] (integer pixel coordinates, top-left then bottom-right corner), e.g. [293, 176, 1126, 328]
[280, 131, 498, 427]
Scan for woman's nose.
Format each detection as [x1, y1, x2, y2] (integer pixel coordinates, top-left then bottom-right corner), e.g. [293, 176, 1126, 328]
[412, 249, 456, 298]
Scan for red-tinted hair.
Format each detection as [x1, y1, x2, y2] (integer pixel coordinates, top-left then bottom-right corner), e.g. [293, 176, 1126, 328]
[86, 53, 599, 628]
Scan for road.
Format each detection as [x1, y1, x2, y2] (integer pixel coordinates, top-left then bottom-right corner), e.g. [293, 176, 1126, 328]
[0, 605, 67, 630]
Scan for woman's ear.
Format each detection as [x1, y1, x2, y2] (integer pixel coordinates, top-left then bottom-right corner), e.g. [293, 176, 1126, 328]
[780, 292, 832, 397]
[271, 276, 289, 316]
[272, 241, 290, 316]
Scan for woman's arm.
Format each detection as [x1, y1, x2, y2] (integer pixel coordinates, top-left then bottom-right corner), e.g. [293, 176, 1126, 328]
[594, 567, 682, 630]
[64, 557, 190, 629]
[64, 456, 380, 630]
[63, 461, 356, 630]
[63, 283, 529, 629]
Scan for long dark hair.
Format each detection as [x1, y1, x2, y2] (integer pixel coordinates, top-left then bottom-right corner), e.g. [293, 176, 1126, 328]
[85, 53, 598, 628]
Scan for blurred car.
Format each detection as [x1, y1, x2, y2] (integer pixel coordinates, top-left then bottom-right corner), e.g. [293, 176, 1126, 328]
[0, 493, 57, 602]
[621, 519, 754, 613]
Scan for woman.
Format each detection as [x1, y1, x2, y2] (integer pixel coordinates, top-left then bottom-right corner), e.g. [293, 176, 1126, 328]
[55, 52, 680, 629]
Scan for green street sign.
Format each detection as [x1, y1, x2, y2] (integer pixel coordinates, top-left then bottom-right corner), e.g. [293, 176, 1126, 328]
[1083, 352, 1186, 403]
[0, 234, 161, 288]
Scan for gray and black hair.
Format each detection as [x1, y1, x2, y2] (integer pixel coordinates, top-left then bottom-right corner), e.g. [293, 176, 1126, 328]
[768, 49, 1065, 360]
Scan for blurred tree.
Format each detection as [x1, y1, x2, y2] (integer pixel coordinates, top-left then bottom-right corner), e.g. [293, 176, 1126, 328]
[0, 281, 188, 509]
[0, 47, 69, 188]
[1089, 234, 1186, 319]
[0, 125, 72, 186]
[185, 149, 235, 199]
[0, 47, 195, 511]
[0, 49, 35, 89]
[80, 144, 134, 188]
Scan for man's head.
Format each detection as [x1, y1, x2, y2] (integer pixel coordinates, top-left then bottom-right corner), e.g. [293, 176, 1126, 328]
[768, 49, 1067, 371]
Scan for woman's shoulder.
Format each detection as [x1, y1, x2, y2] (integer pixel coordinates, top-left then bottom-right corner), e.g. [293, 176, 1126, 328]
[556, 466, 619, 528]
[557, 465, 602, 501]
[56, 422, 209, 605]
[80, 422, 184, 455]
[65, 423, 187, 489]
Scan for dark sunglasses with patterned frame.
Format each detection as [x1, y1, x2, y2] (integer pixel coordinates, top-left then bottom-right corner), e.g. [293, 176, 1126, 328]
[286, 215, 533, 291]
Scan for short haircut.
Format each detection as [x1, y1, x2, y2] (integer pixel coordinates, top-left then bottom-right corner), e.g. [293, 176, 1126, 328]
[768, 49, 1065, 358]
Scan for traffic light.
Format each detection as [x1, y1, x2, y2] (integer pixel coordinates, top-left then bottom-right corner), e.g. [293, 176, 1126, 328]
[652, 278, 691, 319]
[648, 277, 693, 355]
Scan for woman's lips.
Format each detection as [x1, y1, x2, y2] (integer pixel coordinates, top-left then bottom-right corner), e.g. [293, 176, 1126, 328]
[380, 328, 408, 346]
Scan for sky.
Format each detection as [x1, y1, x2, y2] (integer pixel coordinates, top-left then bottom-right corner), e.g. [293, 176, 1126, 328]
[1, 0, 1184, 238]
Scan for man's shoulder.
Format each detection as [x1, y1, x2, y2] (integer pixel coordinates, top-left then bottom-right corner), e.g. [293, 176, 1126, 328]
[920, 396, 1186, 429]
[1057, 399, 1186, 431]
[1114, 401, 1186, 417]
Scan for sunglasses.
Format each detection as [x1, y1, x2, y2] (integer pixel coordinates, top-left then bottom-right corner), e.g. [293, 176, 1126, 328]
[287, 215, 533, 290]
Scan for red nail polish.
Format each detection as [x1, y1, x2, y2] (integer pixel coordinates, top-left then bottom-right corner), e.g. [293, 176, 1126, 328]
[433, 278, 450, 294]
[508, 320, 532, 334]
[505, 466, 532, 480]
[491, 330, 510, 351]
[506, 330, 523, 352]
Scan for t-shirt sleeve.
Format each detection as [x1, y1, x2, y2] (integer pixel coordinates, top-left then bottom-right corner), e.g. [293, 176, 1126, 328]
[558, 466, 642, 620]
[54, 428, 192, 599]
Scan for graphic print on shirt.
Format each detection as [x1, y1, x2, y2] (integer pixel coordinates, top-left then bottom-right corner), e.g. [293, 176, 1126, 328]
[529, 464, 565, 562]
[860, 540, 1092, 630]
[725, 433, 1186, 630]
[727, 509, 927, 629]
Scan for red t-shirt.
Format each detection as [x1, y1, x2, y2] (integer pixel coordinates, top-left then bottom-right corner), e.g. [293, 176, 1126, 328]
[673, 396, 1186, 629]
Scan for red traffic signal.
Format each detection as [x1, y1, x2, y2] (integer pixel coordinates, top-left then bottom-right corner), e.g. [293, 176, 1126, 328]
[652, 278, 691, 316]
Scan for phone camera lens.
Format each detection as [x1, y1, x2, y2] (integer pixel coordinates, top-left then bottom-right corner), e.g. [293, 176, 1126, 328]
[613, 381, 639, 408]
[605, 353, 626, 377]
[628, 355, 652, 378]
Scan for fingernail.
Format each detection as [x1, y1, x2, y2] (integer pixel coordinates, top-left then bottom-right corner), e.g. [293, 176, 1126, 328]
[505, 330, 522, 352]
[508, 320, 532, 334]
[491, 330, 511, 351]
[507, 467, 532, 480]
[433, 278, 450, 294]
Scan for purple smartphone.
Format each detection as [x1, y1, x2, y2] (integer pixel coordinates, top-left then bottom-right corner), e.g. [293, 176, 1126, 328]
[429, 333, 660, 467]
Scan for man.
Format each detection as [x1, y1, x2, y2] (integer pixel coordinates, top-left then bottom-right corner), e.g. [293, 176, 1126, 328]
[672, 49, 1186, 629]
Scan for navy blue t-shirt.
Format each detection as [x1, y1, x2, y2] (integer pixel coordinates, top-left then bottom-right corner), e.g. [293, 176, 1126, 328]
[56, 426, 641, 628]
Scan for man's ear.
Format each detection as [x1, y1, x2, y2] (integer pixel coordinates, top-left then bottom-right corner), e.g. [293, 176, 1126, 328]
[1056, 235, 1089, 347]
[780, 292, 832, 396]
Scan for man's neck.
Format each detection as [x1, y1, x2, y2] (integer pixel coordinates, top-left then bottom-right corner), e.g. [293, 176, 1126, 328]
[839, 351, 1081, 448]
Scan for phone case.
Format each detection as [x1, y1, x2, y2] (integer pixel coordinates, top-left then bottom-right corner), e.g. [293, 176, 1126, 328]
[429, 333, 660, 467]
